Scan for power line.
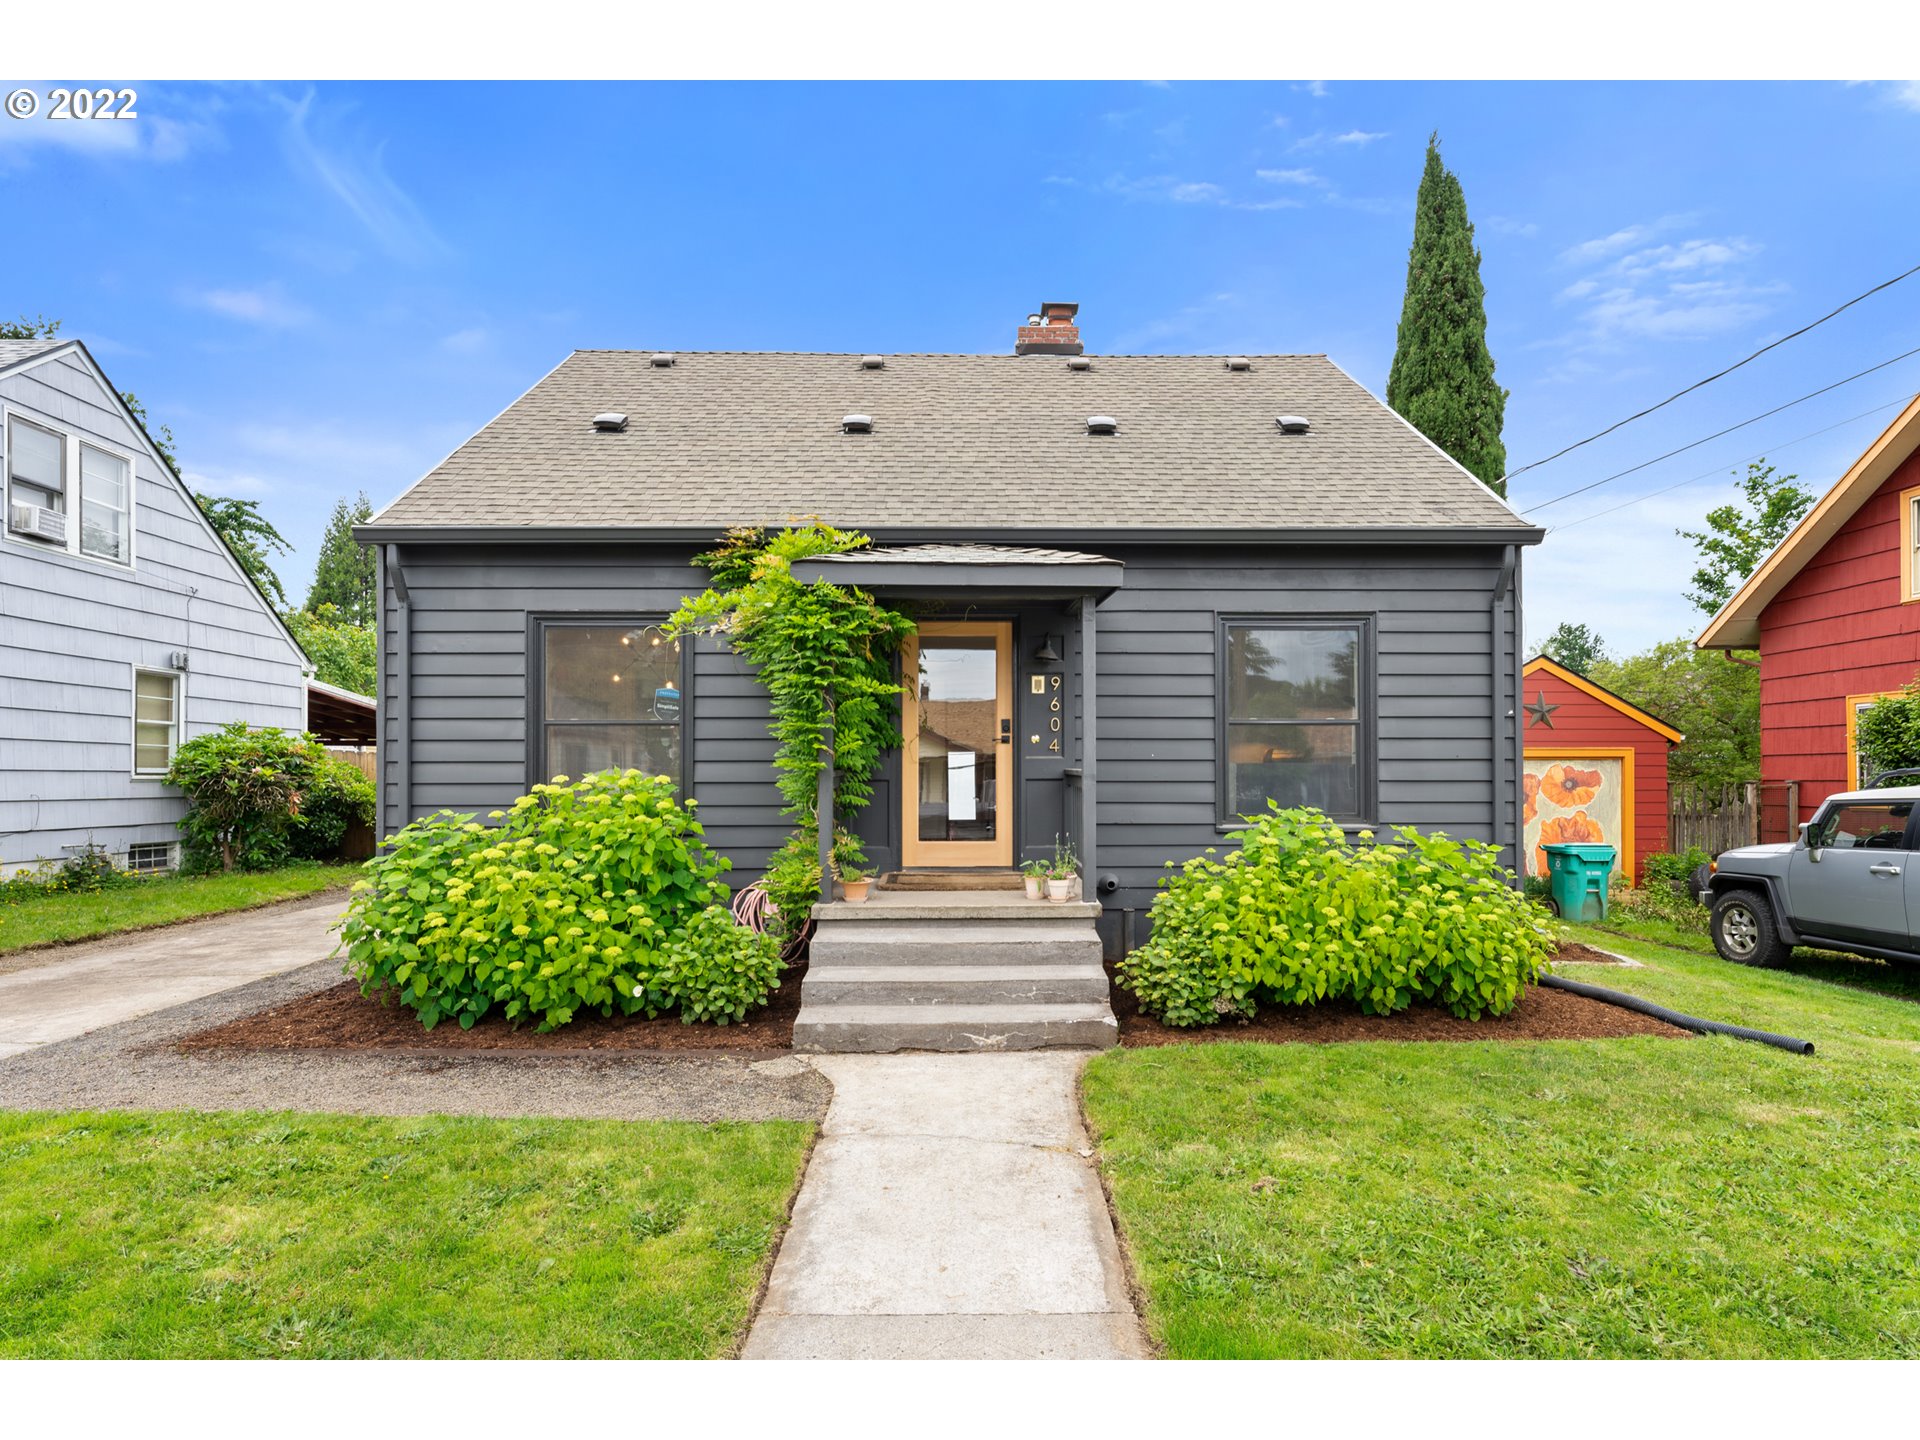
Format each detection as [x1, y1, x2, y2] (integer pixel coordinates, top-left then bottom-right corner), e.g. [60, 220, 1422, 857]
[1547, 393, 1917, 533]
[1502, 259, 1920, 485]
[1522, 343, 1920, 512]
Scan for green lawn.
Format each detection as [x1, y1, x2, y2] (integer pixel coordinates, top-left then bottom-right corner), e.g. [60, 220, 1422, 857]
[1084, 926, 1920, 1358]
[0, 1110, 812, 1358]
[0, 863, 360, 955]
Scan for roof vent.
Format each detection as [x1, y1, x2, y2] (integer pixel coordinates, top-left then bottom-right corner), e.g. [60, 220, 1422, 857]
[592, 412, 628, 433]
[842, 414, 874, 434]
[1067, 356, 1092, 372]
[859, 355, 885, 370]
[1086, 415, 1118, 436]
[1275, 415, 1311, 435]
[649, 353, 675, 368]
[1225, 357, 1253, 371]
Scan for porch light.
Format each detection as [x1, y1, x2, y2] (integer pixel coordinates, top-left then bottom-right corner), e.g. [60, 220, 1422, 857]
[1033, 636, 1061, 664]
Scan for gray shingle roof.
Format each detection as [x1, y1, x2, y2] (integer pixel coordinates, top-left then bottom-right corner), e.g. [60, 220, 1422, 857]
[368, 350, 1536, 536]
[824, 544, 1118, 566]
[0, 338, 69, 373]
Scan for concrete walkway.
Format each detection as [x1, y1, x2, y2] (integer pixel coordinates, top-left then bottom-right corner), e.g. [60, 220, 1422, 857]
[743, 1053, 1149, 1359]
[0, 895, 347, 1060]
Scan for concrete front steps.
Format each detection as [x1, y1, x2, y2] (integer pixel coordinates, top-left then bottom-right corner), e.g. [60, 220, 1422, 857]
[793, 889, 1117, 1053]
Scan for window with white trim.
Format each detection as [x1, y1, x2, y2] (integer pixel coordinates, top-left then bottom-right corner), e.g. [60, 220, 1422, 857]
[133, 669, 180, 776]
[7, 415, 67, 539]
[79, 442, 131, 563]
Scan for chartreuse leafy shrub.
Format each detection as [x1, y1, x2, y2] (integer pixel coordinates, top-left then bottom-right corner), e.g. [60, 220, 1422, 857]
[339, 770, 781, 1031]
[1117, 806, 1552, 1027]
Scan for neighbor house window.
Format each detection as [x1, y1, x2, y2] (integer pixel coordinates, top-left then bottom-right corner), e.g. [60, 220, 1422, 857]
[79, 443, 131, 563]
[537, 620, 683, 784]
[126, 841, 176, 874]
[1220, 617, 1371, 824]
[133, 669, 180, 776]
[7, 415, 66, 534]
[1903, 486, 1920, 603]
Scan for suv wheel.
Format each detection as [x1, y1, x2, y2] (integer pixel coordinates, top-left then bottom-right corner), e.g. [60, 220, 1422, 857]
[1711, 890, 1791, 967]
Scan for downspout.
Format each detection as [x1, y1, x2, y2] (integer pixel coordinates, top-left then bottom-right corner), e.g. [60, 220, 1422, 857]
[1491, 546, 1519, 875]
[386, 545, 413, 832]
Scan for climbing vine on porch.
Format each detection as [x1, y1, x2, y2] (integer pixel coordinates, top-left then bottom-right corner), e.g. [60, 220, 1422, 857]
[666, 524, 914, 928]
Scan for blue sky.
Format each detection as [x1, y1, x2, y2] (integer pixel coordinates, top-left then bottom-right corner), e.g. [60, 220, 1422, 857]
[6, 79, 1918, 654]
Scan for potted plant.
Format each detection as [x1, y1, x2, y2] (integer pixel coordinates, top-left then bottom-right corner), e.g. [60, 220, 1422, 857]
[1045, 842, 1078, 903]
[1020, 858, 1049, 900]
[832, 828, 874, 903]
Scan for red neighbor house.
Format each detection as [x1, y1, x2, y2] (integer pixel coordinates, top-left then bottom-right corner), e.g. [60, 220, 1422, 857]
[1520, 654, 1682, 885]
[1697, 394, 1920, 833]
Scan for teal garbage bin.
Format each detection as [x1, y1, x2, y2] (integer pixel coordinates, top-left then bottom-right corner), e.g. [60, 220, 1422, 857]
[1543, 842, 1616, 922]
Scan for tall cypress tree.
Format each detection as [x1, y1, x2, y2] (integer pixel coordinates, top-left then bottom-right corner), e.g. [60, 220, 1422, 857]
[1386, 134, 1509, 494]
[305, 491, 377, 625]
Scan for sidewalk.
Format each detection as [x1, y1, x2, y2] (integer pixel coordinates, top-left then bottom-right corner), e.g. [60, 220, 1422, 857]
[0, 895, 346, 1059]
[743, 1053, 1149, 1360]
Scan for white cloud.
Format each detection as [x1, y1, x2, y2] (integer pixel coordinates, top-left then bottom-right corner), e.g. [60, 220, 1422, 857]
[1255, 166, 1325, 186]
[440, 326, 490, 354]
[185, 285, 314, 328]
[275, 89, 447, 263]
[1292, 80, 1329, 97]
[1271, 114, 1291, 128]
[1876, 81, 1920, 111]
[1332, 129, 1389, 145]
[1485, 215, 1541, 238]
[1166, 180, 1223, 203]
[0, 82, 226, 170]
[182, 466, 274, 497]
[1546, 218, 1777, 357]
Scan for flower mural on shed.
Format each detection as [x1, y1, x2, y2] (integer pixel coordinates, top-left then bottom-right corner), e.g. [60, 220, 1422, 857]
[1523, 771, 1540, 825]
[1535, 809, 1607, 877]
[1542, 763, 1604, 809]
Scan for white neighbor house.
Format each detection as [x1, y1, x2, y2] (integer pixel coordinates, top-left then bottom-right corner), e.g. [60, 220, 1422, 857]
[1, 337, 309, 876]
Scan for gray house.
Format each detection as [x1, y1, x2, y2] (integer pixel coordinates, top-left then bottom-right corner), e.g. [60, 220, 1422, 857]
[1, 338, 309, 876]
[359, 305, 1543, 947]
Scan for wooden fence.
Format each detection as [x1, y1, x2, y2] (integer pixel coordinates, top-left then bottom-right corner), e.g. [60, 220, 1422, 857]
[1669, 780, 1802, 856]
[329, 746, 377, 780]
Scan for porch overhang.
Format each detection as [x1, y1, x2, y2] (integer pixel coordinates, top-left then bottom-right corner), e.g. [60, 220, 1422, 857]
[789, 544, 1124, 599]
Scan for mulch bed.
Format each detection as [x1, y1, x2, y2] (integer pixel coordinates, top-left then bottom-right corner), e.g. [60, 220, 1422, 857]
[178, 970, 804, 1056]
[180, 942, 1672, 1056]
[1552, 941, 1627, 965]
[1110, 940, 1684, 1047]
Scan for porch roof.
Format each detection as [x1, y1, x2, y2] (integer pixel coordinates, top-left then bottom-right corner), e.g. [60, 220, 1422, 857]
[789, 543, 1123, 597]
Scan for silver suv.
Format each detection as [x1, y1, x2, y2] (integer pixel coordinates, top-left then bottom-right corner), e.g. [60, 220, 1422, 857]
[1702, 786, 1920, 966]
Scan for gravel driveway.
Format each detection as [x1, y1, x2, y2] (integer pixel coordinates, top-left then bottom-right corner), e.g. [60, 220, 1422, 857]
[0, 918, 830, 1123]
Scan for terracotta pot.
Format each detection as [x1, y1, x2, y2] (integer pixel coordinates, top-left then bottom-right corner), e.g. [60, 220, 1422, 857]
[1023, 875, 1043, 900]
[1045, 878, 1072, 903]
[841, 878, 872, 903]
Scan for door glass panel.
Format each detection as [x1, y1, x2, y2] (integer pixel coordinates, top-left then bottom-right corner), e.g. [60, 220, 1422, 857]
[915, 636, 999, 843]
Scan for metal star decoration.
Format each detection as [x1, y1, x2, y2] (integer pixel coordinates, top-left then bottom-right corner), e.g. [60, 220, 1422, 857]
[1524, 689, 1560, 729]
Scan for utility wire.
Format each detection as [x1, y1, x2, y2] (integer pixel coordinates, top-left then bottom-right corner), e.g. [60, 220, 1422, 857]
[1547, 393, 1916, 533]
[1502, 259, 1920, 485]
[1522, 343, 1920, 512]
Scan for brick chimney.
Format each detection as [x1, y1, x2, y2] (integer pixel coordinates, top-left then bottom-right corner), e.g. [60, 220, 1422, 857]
[1014, 301, 1083, 356]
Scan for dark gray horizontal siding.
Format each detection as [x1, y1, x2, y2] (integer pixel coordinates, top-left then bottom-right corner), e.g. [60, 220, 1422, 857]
[379, 538, 1519, 905]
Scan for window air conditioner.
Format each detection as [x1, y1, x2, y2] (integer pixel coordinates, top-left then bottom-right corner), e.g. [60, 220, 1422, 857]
[8, 501, 68, 544]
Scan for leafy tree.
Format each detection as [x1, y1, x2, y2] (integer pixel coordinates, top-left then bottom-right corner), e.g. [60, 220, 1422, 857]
[285, 603, 377, 696]
[306, 491, 378, 624]
[1589, 638, 1760, 792]
[1539, 621, 1607, 675]
[1386, 134, 1509, 493]
[1678, 460, 1815, 616]
[0, 314, 61, 340]
[1854, 676, 1920, 782]
[195, 493, 293, 608]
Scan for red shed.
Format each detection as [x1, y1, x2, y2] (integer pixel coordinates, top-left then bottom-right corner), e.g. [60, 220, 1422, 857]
[1520, 654, 1683, 886]
[1697, 395, 1920, 834]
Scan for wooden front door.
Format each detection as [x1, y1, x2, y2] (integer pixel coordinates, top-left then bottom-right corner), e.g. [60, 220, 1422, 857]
[901, 621, 1015, 867]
